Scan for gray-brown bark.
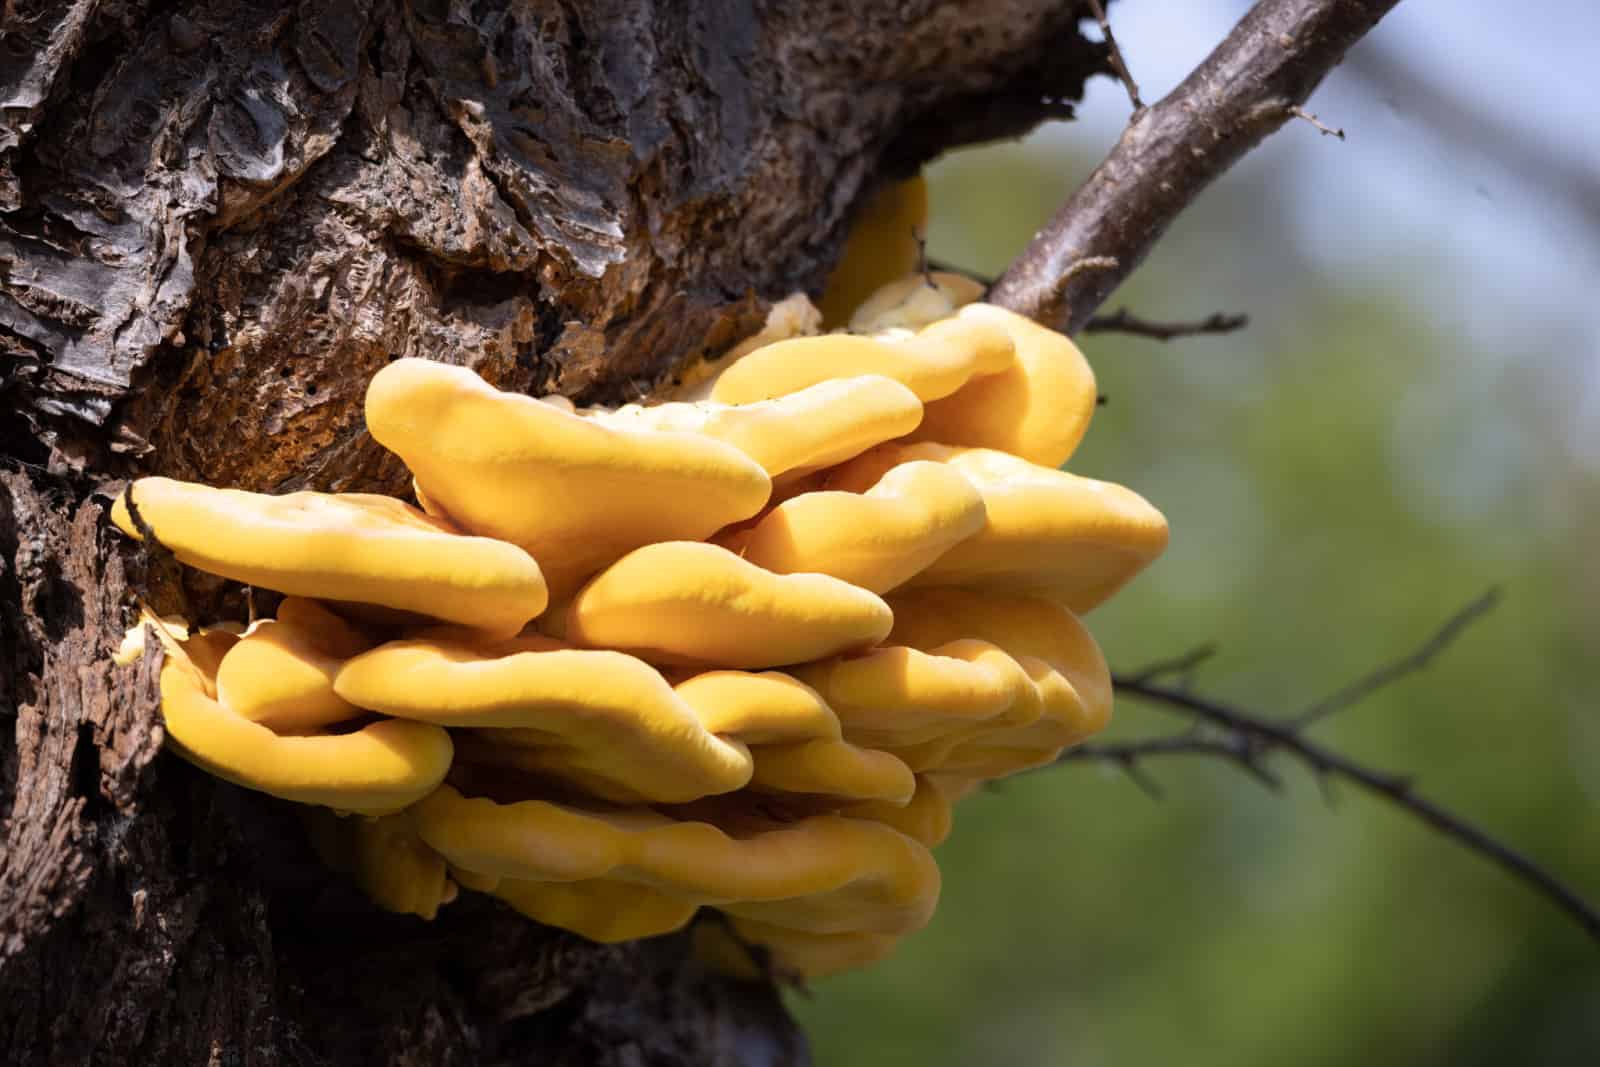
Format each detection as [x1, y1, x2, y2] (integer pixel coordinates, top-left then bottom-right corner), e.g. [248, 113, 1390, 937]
[0, 2, 1108, 1063]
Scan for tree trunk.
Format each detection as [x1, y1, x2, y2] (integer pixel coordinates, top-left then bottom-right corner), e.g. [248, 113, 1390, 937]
[0, 3, 1107, 1062]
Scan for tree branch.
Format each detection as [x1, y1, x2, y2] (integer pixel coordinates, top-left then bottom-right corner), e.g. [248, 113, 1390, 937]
[1294, 586, 1501, 728]
[1058, 733, 1283, 794]
[1085, 0, 1143, 111]
[1109, 677, 1600, 944]
[1055, 591, 1600, 945]
[1081, 308, 1250, 341]
[988, 0, 1401, 333]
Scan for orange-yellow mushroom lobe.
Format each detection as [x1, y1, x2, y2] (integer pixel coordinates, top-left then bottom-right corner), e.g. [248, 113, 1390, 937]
[709, 313, 1012, 406]
[314, 811, 456, 920]
[818, 175, 928, 328]
[909, 303, 1098, 467]
[672, 670, 842, 744]
[410, 786, 940, 936]
[748, 739, 915, 804]
[493, 878, 699, 943]
[584, 375, 923, 483]
[715, 916, 902, 979]
[364, 358, 771, 597]
[789, 641, 1020, 746]
[843, 775, 954, 848]
[724, 460, 986, 594]
[886, 587, 1114, 747]
[216, 601, 376, 732]
[333, 633, 753, 805]
[830, 443, 1170, 614]
[111, 478, 547, 639]
[848, 271, 988, 333]
[159, 653, 453, 815]
[565, 541, 893, 669]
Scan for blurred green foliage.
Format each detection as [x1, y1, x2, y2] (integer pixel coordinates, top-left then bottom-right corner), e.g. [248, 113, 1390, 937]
[794, 138, 1600, 1065]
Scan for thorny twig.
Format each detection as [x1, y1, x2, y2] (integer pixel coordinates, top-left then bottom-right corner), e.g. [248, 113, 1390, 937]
[1082, 308, 1251, 342]
[1056, 590, 1600, 945]
[1086, 0, 1142, 111]
[989, 0, 1401, 332]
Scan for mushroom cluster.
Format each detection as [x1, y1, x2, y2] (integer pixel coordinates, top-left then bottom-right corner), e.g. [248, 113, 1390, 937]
[112, 269, 1167, 979]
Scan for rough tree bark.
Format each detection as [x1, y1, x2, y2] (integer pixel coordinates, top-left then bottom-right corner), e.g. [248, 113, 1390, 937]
[0, 2, 1109, 1063]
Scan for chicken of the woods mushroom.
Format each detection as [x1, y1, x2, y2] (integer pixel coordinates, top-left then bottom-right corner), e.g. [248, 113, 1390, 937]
[110, 179, 1167, 979]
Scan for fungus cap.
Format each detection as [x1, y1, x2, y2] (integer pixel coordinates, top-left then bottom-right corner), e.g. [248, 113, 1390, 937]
[818, 175, 928, 328]
[909, 303, 1098, 467]
[112, 478, 548, 638]
[411, 786, 940, 935]
[788, 640, 1020, 744]
[565, 541, 893, 668]
[672, 670, 842, 744]
[583, 375, 923, 483]
[848, 271, 987, 334]
[334, 633, 754, 805]
[748, 739, 916, 804]
[844, 775, 954, 848]
[708, 313, 1012, 406]
[832, 443, 1169, 613]
[715, 916, 902, 979]
[159, 652, 453, 815]
[364, 358, 771, 596]
[887, 587, 1114, 745]
[493, 877, 699, 943]
[215, 599, 374, 732]
[306, 811, 455, 920]
[723, 459, 986, 594]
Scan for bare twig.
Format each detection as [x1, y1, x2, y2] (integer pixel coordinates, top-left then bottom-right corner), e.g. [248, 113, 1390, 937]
[1082, 308, 1250, 342]
[1287, 104, 1346, 138]
[1051, 590, 1600, 943]
[989, 0, 1401, 333]
[1295, 587, 1501, 729]
[1059, 733, 1283, 793]
[1110, 676, 1600, 944]
[1086, 0, 1142, 111]
[1121, 642, 1218, 686]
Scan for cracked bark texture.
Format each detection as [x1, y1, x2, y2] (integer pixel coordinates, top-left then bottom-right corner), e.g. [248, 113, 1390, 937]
[0, 2, 1109, 1063]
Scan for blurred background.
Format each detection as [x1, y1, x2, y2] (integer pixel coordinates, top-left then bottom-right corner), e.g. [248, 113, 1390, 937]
[794, 1, 1600, 1063]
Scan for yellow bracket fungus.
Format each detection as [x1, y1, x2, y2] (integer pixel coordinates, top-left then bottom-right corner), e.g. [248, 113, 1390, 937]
[817, 175, 929, 328]
[109, 253, 1168, 978]
[411, 785, 940, 936]
[307, 810, 457, 920]
[843, 776, 954, 848]
[747, 738, 916, 804]
[831, 442, 1170, 613]
[721, 459, 987, 594]
[159, 643, 452, 816]
[565, 541, 893, 668]
[848, 271, 988, 334]
[113, 479, 548, 638]
[909, 303, 1100, 468]
[216, 598, 374, 732]
[576, 374, 924, 484]
[365, 358, 772, 597]
[334, 632, 755, 805]
[707, 916, 902, 980]
[708, 313, 1013, 406]
[493, 877, 701, 943]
